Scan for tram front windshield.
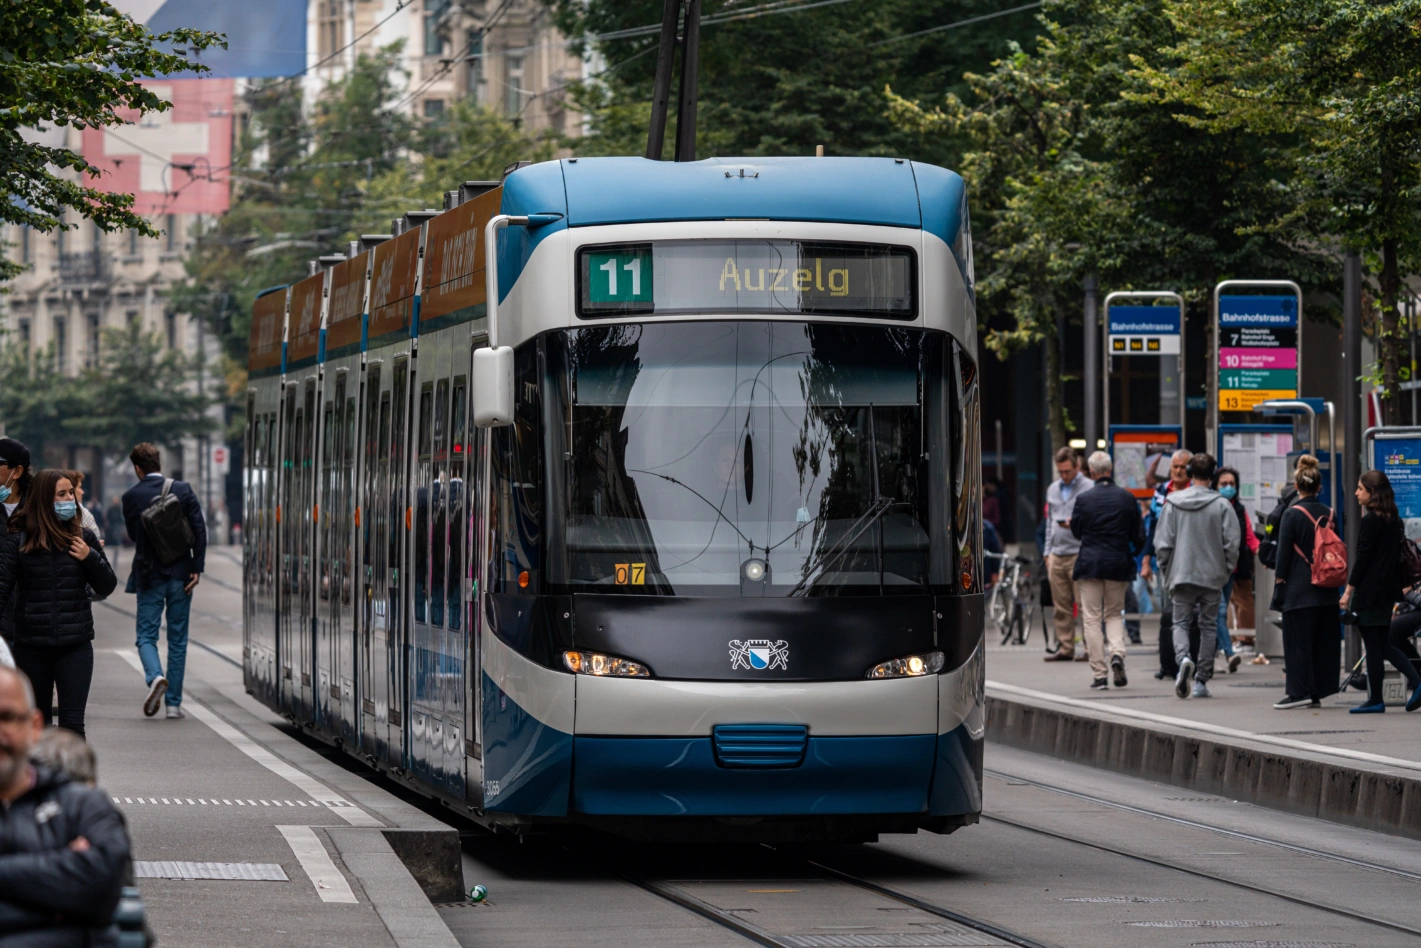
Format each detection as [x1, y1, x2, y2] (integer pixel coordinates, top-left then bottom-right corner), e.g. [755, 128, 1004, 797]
[554, 321, 953, 597]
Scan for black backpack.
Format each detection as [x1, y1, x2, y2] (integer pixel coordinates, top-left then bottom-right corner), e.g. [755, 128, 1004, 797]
[141, 478, 195, 566]
[1258, 486, 1299, 571]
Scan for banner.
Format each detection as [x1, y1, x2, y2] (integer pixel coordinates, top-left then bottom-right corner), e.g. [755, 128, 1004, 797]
[1375, 437, 1421, 539]
[82, 79, 233, 216]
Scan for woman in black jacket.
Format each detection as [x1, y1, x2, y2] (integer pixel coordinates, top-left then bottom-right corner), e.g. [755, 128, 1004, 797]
[1272, 455, 1341, 710]
[0, 468, 117, 736]
[1340, 470, 1421, 713]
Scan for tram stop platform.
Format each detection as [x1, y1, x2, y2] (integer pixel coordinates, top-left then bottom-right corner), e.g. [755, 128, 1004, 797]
[984, 614, 1421, 842]
[80, 544, 466, 948]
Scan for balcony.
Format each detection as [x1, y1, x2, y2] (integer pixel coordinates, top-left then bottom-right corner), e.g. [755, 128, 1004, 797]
[57, 251, 109, 285]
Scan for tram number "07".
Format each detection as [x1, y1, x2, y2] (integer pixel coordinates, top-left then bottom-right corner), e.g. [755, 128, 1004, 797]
[614, 563, 646, 585]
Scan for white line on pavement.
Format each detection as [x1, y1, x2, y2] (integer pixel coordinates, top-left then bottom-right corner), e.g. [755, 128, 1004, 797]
[111, 650, 383, 825]
[277, 825, 358, 904]
[988, 679, 1421, 773]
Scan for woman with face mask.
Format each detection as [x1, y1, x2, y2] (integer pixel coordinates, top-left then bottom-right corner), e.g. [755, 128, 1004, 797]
[1212, 467, 1259, 671]
[0, 468, 117, 736]
[0, 438, 32, 530]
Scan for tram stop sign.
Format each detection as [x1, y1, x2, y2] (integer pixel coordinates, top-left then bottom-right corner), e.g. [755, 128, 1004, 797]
[1108, 306, 1180, 354]
[1218, 296, 1298, 411]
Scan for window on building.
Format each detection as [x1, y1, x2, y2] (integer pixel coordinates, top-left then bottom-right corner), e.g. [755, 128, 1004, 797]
[505, 55, 524, 117]
[87, 312, 101, 367]
[424, 0, 449, 57]
[126, 309, 140, 327]
[165, 214, 177, 252]
[466, 32, 483, 101]
[18, 319, 30, 350]
[20, 226, 29, 264]
[54, 317, 67, 373]
[165, 311, 177, 350]
[317, 0, 344, 59]
[127, 228, 139, 256]
[423, 98, 445, 120]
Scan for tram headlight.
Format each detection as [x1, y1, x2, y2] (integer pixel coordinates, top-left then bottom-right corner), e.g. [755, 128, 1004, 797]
[866, 651, 945, 679]
[562, 650, 652, 678]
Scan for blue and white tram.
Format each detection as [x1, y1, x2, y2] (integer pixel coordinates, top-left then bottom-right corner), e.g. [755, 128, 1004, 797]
[244, 156, 984, 841]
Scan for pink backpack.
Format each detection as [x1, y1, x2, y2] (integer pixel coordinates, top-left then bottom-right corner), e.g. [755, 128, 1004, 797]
[1293, 506, 1348, 588]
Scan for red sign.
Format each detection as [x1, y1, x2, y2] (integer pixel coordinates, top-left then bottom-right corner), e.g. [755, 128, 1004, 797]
[82, 78, 233, 215]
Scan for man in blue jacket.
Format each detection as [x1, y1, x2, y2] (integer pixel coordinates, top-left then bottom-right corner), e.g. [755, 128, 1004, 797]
[122, 443, 207, 720]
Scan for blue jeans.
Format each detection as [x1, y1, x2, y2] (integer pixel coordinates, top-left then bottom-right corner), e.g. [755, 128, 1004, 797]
[136, 577, 192, 706]
[1217, 577, 1237, 658]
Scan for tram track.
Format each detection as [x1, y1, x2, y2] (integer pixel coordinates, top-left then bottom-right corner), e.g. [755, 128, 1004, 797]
[981, 811, 1421, 939]
[986, 767, 1421, 882]
[623, 849, 1059, 948]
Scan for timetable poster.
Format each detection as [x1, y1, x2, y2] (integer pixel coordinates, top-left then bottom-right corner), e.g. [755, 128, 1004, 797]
[1376, 437, 1421, 540]
[1222, 431, 1294, 524]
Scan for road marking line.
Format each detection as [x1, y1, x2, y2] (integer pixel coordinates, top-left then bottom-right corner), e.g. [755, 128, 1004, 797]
[988, 680, 1421, 773]
[111, 649, 381, 826]
[277, 825, 358, 904]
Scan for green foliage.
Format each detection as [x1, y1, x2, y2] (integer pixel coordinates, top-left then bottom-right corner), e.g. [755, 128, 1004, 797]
[0, 0, 224, 279]
[0, 322, 210, 461]
[552, 0, 1044, 161]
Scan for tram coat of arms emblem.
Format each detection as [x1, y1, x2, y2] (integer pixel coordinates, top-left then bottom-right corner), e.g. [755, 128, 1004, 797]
[729, 639, 789, 671]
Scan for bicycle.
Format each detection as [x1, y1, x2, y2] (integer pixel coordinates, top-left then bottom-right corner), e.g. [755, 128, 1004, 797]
[986, 552, 1038, 645]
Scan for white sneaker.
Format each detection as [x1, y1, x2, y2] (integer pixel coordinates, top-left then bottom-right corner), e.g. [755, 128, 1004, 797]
[144, 677, 168, 717]
[1191, 681, 1212, 698]
[1175, 658, 1195, 698]
[165, 705, 184, 720]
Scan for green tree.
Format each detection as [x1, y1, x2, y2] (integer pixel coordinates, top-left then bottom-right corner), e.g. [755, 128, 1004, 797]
[1129, 0, 1421, 418]
[553, 0, 1043, 161]
[0, 344, 85, 459]
[0, 0, 223, 279]
[65, 321, 212, 456]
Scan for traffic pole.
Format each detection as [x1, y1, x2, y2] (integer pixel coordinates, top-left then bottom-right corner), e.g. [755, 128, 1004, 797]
[645, 0, 680, 160]
[674, 0, 701, 162]
[1343, 249, 1363, 678]
[1082, 274, 1099, 454]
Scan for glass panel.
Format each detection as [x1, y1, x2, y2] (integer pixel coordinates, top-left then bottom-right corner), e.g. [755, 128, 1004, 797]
[577, 240, 915, 320]
[447, 380, 467, 630]
[554, 321, 945, 597]
[415, 383, 432, 623]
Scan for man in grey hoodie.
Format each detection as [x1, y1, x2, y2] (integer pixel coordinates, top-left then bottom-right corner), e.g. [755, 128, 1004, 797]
[1153, 453, 1240, 698]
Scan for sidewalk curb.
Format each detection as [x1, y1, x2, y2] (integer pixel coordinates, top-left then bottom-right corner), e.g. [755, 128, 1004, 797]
[986, 689, 1421, 840]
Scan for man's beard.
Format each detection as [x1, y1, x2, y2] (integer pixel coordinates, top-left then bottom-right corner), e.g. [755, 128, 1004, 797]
[0, 746, 25, 790]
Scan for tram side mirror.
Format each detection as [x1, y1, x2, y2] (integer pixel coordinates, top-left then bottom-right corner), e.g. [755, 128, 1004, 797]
[472, 346, 515, 427]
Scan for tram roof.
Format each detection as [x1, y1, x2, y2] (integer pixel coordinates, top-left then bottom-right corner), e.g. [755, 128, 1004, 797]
[504, 157, 968, 246]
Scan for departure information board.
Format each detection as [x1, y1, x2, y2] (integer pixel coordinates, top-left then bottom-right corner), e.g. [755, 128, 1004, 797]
[1218, 295, 1298, 410]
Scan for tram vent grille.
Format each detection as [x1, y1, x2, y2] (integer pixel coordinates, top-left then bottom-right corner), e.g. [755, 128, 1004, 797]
[712, 724, 808, 768]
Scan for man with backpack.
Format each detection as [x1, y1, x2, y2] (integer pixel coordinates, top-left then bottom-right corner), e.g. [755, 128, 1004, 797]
[122, 443, 206, 720]
[1153, 453, 1240, 699]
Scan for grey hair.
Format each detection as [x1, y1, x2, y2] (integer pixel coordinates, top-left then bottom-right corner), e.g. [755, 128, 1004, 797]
[1087, 451, 1113, 476]
[31, 727, 97, 785]
[0, 664, 35, 712]
[1172, 449, 1194, 463]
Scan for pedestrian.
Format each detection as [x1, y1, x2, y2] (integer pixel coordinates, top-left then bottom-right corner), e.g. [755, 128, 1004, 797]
[1388, 585, 1421, 686]
[1213, 466, 1258, 673]
[122, 443, 206, 720]
[1042, 446, 1095, 661]
[0, 664, 131, 946]
[0, 438, 32, 653]
[1070, 451, 1144, 689]
[1141, 449, 1194, 678]
[1340, 471, 1421, 713]
[65, 471, 104, 548]
[0, 470, 117, 738]
[1153, 453, 1240, 699]
[1271, 454, 1343, 709]
[105, 496, 125, 547]
[983, 477, 1002, 530]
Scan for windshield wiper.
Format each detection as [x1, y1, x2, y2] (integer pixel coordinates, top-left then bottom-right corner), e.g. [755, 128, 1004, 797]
[787, 496, 901, 597]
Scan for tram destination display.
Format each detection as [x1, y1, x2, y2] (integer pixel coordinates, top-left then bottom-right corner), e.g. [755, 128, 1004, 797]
[578, 239, 915, 318]
[1218, 295, 1299, 411]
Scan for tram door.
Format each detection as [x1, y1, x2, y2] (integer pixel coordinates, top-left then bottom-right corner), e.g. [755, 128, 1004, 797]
[316, 387, 336, 728]
[366, 357, 410, 767]
[412, 374, 439, 785]
[360, 361, 383, 753]
[277, 383, 298, 712]
[296, 378, 318, 722]
[444, 372, 468, 798]
[317, 370, 355, 738]
[335, 373, 359, 745]
[465, 337, 488, 805]
[243, 391, 279, 704]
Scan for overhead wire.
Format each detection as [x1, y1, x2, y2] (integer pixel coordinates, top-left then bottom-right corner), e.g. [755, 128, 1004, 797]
[866, 1, 1043, 47]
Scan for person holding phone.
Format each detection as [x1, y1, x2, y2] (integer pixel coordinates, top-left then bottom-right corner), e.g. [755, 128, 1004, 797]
[1043, 446, 1094, 661]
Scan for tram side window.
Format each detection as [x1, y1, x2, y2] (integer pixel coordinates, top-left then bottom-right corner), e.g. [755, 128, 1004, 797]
[362, 366, 380, 583]
[447, 379, 466, 630]
[415, 383, 433, 624]
[431, 378, 448, 627]
[320, 401, 335, 600]
[490, 341, 542, 594]
[950, 342, 982, 593]
[390, 360, 408, 614]
[343, 394, 356, 605]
